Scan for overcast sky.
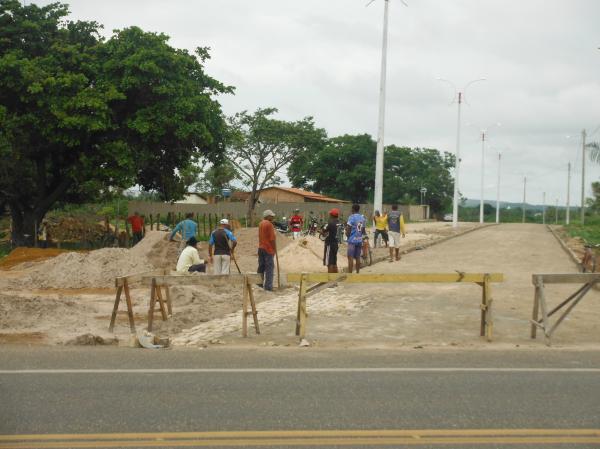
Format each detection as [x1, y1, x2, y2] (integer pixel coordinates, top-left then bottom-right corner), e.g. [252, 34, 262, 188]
[37, 0, 600, 204]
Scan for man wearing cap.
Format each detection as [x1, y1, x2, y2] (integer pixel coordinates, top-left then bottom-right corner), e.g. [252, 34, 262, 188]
[258, 210, 277, 291]
[208, 219, 237, 275]
[176, 237, 206, 273]
[322, 208, 340, 273]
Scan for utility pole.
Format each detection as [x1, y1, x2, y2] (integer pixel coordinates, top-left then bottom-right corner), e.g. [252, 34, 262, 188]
[555, 198, 559, 224]
[480, 131, 485, 223]
[373, 0, 390, 214]
[495, 151, 501, 224]
[542, 192, 546, 225]
[581, 129, 587, 225]
[566, 162, 571, 225]
[522, 176, 527, 223]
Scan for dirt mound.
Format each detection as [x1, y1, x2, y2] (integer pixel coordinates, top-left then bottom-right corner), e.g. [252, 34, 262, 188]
[44, 216, 106, 242]
[0, 247, 76, 270]
[24, 247, 155, 288]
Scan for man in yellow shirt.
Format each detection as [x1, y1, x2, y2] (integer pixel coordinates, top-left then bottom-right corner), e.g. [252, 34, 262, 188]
[373, 210, 389, 248]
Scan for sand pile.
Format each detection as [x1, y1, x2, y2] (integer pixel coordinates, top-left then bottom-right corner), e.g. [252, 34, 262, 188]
[0, 247, 76, 270]
[277, 236, 326, 273]
[24, 248, 155, 289]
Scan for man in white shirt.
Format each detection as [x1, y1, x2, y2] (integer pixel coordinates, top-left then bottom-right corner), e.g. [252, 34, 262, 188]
[176, 237, 206, 273]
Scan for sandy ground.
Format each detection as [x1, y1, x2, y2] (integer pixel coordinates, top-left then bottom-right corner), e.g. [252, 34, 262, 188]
[3, 222, 596, 349]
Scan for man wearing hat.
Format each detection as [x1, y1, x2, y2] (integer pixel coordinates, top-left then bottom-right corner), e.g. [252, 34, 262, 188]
[176, 236, 206, 273]
[208, 218, 237, 275]
[322, 208, 340, 273]
[258, 209, 277, 291]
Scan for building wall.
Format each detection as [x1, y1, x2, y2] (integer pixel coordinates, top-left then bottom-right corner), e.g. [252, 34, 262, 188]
[176, 194, 208, 205]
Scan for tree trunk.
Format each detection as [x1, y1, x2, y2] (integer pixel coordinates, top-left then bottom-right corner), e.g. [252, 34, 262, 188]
[9, 204, 41, 247]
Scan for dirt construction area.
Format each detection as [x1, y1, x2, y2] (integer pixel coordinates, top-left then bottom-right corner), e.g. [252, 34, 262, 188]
[1, 222, 598, 349]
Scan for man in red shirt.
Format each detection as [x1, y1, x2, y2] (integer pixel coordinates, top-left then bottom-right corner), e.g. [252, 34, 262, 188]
[288, 209, 303, 239]
[258, 209, 276, 291]
[127, 211, 145, 246]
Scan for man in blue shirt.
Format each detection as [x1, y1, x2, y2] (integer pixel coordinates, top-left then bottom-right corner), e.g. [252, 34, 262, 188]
[169, 213, 198, 253]
[345, 204, 366, 273]
[208, 219, 237, 275]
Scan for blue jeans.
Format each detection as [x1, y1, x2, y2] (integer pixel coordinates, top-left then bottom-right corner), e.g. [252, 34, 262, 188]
[257, 248, 274, 291]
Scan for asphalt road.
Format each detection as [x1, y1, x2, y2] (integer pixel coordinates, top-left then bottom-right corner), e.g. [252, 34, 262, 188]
[1, 347, 599, 448]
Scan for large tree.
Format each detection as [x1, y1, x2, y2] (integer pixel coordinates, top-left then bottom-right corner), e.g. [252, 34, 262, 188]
[0, 1, 230, 244]
[383, 146, 455, 214]
[288, 133, 454, 213]
[288, 133, 376, 203]
[227, 108, 326, 221]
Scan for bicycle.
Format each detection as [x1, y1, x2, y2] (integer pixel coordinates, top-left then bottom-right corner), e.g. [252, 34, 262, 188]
[360, 234, 373, 267]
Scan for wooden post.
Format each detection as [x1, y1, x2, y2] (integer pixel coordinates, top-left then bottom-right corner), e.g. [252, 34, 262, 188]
[123, 279, 136, 333]
[203, 213, 207, 236]
[242, 278, 249, 337]
[196, 213, 200, 238]
[108, 285, 123, 332]
[150, 214, 154, 231]
[155, 285, 168, 321]
[148, 279, 157, 332]
[247, 276, 260, 334]
[531, 281, 541, 339]
[483, 274, 493, 341]
[298, 273, 308, 338]
[164, 286, 173, 316]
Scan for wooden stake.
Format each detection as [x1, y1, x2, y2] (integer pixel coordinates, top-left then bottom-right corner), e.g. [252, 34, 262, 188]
[298, 273, 308, 338]
[247, 277, 260, 334]
[123, 280, 136, 333]
[242, 279, 248, 337]
[108, 286, 123, 332]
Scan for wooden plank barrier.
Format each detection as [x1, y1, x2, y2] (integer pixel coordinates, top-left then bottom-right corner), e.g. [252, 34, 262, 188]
[142, 273, 263, 335]
[531, 273, 600, 345]
[109, 269, 168, 333]
[287, 272, 504, 342]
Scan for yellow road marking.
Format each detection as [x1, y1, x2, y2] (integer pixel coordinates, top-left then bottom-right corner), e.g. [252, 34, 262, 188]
[1, 429, 599, 448]
[1, 436, 600, 448]
[1, 428, 598, 441]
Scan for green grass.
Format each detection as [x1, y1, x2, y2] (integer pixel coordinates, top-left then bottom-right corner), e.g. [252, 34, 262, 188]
[565, 216, 600, 245]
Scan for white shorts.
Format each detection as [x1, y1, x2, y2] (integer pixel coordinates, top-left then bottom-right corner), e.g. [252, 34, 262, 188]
[389, 231, 402, 248]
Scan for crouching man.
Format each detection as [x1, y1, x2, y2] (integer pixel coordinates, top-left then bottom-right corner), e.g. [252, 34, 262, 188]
[176, 237, 206, 273]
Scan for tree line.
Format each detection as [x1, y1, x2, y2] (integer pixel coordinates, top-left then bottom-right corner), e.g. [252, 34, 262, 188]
[0, 1, 454, 244]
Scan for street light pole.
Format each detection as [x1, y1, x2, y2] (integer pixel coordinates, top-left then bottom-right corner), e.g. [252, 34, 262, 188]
[542, 192, 546, 225]
[495, 151, 501, 224]
[581, 128, 587, 225]
[566, 162, 571, 225]
[522, 176, 527, 223]
[437, 77, 486, 228]
[373, 0, 389, 214]
[479, 131, 486, 223]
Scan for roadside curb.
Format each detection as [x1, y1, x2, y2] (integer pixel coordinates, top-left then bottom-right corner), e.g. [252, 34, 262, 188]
[546, 224, 582, 271]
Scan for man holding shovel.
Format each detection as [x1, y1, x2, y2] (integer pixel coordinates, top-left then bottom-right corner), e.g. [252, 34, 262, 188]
[258, 210, 277, 291]
[208, 218, 237, 275]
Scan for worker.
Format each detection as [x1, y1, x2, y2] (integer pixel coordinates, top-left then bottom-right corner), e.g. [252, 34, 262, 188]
[208, 218, 237, 275]
[322, 208, 340, 273]
[127, 211, 145, 246]
[176, 237, 206, 273]
[169, 212, 198, 253]
[373, 210, 389, 248]
[346, 204, 366, 273]
[288, 209, 303, 239]
[387, 204, 406, 262]
[258, 209, 276, 291]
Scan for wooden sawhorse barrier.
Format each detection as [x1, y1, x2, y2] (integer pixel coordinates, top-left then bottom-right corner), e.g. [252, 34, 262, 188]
[142, 273, 263, 336]
[286, 272, 504, 342]
[109, 269, 168, 333]
[531, 273, 600, 345]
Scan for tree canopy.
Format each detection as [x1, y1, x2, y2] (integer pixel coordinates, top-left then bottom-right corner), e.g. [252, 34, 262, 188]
[227, 108, 326, 219]
[288, 133, 455, 213]
[0, 0, 230, 244]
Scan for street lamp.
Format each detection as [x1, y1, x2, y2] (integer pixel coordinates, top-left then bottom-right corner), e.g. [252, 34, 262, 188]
[495, 149, 502, 224]
[437, 77, 486, 228]
[468, 122, 501, 223]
